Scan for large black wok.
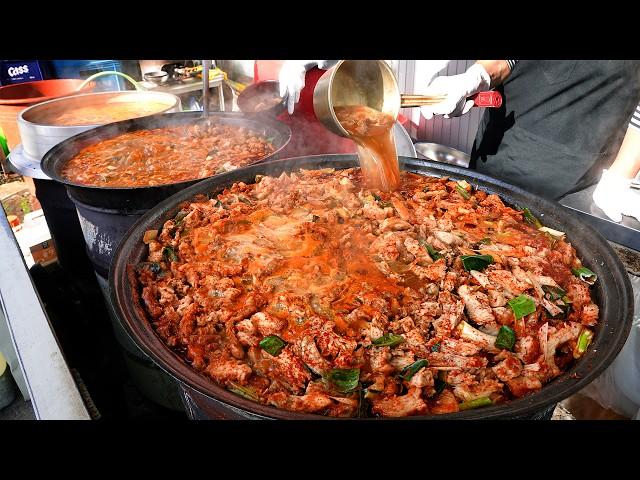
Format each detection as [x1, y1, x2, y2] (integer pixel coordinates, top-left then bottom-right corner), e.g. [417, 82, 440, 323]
[40, 111, 291, 278]
[110, 155, 634, 420]
[41, 111, 292, 210]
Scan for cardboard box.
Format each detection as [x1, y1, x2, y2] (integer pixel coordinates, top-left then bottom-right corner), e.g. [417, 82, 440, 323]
[29, 238, 57, 267]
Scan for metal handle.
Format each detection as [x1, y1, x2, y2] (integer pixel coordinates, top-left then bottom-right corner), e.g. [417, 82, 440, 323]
[202, 60, 210, 118]
[400, 90, 503, 109]
[77, 71, 142, 92]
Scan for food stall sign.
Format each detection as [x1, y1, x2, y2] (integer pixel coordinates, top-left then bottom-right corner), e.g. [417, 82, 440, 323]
[0, 61, 43, 86]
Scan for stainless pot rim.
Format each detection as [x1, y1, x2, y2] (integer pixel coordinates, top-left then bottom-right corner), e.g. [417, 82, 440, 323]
[17, 90, 181, 130]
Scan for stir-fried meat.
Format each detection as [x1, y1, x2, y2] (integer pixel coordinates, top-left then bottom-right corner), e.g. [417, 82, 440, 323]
[134, 168, 599, 417]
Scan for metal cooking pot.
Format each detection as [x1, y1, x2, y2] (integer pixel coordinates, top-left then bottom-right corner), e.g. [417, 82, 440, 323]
[109, 154, 634, 420]
[313, 60, 502, 138]
[18, 91, 181, 162]
[41, 111, 292, 278]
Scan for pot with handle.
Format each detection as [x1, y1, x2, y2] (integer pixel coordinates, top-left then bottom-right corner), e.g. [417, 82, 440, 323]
[313, 60, 502, 138]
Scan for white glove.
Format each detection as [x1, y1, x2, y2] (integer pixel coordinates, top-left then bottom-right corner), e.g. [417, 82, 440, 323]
[592, 169, 640, 222]
[278, 60, 318, 114]
[420, 63, 491, 120]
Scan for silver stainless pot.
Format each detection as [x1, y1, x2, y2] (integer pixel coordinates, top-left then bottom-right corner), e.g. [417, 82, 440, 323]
[17, 91, 181, 161]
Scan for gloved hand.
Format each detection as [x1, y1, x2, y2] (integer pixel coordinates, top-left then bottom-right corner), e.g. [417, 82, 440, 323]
[420, 63, 492, 120]
[592, 169, 640, 222]
[278, 60, 338, 114]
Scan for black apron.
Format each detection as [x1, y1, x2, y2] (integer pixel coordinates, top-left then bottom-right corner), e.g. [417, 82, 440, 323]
[470, 60, 640, 200]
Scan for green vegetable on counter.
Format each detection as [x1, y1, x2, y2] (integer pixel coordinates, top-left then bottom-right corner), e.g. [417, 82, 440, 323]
[572, 266, 597, 285]
[460, 254, 494, 271]
[458, 396, 493, 411]
[494, 325, 517, 351]
[400, 359, 429, 381]
[507, 294, 536, 320]
[326, 368, 360, 393]
[372, 333, 405, 348]
[259, 335, 287, 356]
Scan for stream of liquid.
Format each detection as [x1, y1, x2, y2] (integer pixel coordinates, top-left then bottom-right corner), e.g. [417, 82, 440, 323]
[334, 105, 401, 191]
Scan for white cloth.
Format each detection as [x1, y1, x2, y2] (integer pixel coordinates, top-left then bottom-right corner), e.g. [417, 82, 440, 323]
[592, 169, 640, 222]
[420, 63, 491, 120]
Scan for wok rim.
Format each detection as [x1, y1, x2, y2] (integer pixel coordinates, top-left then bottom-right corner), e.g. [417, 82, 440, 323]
[40, 111, 292, 192]
[110, 154, 634, 420]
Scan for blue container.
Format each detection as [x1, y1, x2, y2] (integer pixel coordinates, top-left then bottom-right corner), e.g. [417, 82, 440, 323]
[49, 60, 129, 91]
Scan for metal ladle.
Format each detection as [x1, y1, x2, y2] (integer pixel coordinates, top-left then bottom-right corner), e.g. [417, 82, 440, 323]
[313, 60, 502, 138]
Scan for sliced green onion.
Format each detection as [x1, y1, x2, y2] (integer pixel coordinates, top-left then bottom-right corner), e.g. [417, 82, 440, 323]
[434, 378, 447, 396]
[357, 387, 369, 418]
[326, 368, 360, 393]
[522, 207, 543, 229]
[162, 246, 178, 263]
[541, 284, 567, 300]
[259, 335, 287, 356]
[174, 210, 188, 225]
[460, 254, 494, 271]
[227, 382, 259, 402]
[372, 333, 405, 348]
[507, 294, 536, 320]
[456, 184, 471, 200]
[431, 342, 441, 352]
[494, 325, 517, 351]
[574, 329, 594, 358]
[459, 396, 493, 411]
[479, 237, 492, 244]
[572, 266, 597, 285]
[419, 239, 444, 261]
[372, 193, 382, 201]
[400, 359, 429, 381]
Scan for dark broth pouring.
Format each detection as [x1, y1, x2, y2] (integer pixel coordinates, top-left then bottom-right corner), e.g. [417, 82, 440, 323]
[334, 105, 400, 191]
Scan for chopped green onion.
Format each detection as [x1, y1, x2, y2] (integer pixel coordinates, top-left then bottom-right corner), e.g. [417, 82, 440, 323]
[494, 325, 517, 351]
[372, 193, 382, 201]
[460, 254, 494, 271]
[326, 368, 360, 393]
[372, 333, 405, 348]
[479, 237, 492, 244]
[456, 184, 471, 200]
[174, 210, 188, 225]
[574, 329, 594, 358]
[259, 335, 287, 356]
[522, 207, 543, 229]
[434, 378, 447, 396]
[357, 387, 369, 418]
[419, 239, 443, 260]
[431, 342, 441, 352]
[507, 294, 536, 320]
[572, 266, 597, 285]
[227, 382, 259, 402]
[400, 359, 429, 381]
[459, 396, 493, 411]
[541, 284, 567, 300]
[162, 246, 178, 263]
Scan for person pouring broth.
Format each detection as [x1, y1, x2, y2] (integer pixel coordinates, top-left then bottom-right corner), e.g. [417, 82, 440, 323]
[280, 60, 402, 191]
[418, 60, 640, 222]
